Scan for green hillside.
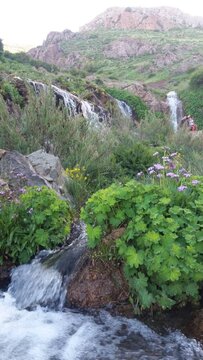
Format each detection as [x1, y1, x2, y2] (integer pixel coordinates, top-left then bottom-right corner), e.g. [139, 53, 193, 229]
[58, 28, 203, 91]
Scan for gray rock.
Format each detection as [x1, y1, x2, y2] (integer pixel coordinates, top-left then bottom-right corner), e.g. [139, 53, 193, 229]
[27, 149, 69, 196]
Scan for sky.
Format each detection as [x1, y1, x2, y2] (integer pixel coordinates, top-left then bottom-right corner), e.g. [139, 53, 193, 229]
[1, 0, 203, 49]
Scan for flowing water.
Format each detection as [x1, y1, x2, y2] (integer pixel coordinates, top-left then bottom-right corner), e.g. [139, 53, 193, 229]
[28, 80, 134, 125]
[167, 91, 183, 132]
[116, 99, 133, 118]
[0, 253, 202, 360]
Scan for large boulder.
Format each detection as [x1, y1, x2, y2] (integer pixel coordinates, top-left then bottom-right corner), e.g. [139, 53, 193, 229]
[0, 149, 48, 191]
[27, 149, 67, 195]
[0, 149, 68, 198]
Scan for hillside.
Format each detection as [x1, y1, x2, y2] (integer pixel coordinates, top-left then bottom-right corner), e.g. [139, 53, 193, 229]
[28, 7, 203, 100]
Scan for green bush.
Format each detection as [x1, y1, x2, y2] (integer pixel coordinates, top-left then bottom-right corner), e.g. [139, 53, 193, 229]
[137, 113, 174, 146]
[180, 89, 203, 129]
[0, 186, 71, 264]
[189, 68, 203, 90]
[113, 142, 154, 177]
[81, 180, 203, 310]
[0, 80, 23, 106]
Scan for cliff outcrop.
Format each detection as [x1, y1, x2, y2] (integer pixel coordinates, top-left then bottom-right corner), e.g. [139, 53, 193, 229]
[80, 6, 203, 32]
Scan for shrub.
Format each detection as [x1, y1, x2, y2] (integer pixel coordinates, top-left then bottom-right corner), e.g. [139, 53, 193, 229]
[189, 68, 203, 90]
[113, 142, 155, 178]
[137, 112, 174, 146]
[0, 80, 23, 106]
[180, 89, 203, 129]
[0, 95, 25, 150]
[81, 179, 203, 311]
[0, 186, 71, 264]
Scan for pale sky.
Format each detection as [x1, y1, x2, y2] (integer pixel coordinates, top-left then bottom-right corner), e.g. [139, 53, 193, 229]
[1, 0, 203, 48]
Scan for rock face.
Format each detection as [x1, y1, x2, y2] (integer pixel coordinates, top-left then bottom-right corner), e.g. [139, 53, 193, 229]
[104, 38, 157, 59]
[80, 7, 203, 32]
[123, 82, 168, 113]
[28, 30, 87, 69]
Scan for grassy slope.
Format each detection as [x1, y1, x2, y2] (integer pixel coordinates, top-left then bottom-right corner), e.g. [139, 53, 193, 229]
[60, 28, 203, 93]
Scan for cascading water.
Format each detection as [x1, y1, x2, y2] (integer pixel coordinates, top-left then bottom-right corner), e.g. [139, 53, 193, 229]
[52, 85, 78, 117]
[28, 80, 134, 125]
[116, 99, 133, 118]
[0, 291, 202, 360]
[29, 80, 105, 124]
[167, 91, 183, 131]
[0, 222, 202, 360]
[8, 257, 67, 310]
[81, 100, 99, 124]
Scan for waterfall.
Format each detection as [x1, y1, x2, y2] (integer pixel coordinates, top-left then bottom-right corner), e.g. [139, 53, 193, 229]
[28, 79, 47, 94]
[29, 80, 105, 124]
[0, 293, 202, 360]
[8, 257, 66, 310]
[116, 99, 133, 118]
[167, 91, 183, 131]
[52, 85, 79, 117]
[81, 100, 99, 123]
[8, 222, 87, 310]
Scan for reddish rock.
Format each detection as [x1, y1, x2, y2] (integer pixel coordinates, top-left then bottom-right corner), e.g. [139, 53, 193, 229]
[68, 256, 129, 309]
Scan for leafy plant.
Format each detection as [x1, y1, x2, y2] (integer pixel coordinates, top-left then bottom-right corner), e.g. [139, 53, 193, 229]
[113, 142, 155, 177]
[81, 179, 203, 311]
[0, 186, 71, 264]
[0, 80, 23, 106]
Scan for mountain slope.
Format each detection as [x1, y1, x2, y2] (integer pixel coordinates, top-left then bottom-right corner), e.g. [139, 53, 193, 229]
[28, 7, 203, 92]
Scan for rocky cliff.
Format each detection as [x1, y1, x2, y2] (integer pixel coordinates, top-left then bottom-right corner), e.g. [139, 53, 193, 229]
[80, 6, 203, 32]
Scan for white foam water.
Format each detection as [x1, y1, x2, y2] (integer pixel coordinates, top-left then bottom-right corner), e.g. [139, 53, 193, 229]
[167, 91, 183, 131]
[0, 292, 202, 360]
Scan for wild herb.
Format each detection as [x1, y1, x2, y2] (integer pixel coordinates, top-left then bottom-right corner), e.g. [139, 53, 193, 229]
[0, 186, 71, 264]
[81, 176, 203, 310]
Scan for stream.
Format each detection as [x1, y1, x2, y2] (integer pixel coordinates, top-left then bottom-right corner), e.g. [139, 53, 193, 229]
[0, 254, 202, 360]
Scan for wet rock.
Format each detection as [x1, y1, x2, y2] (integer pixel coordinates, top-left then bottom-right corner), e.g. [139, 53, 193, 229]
[68, 256, 129, 309]
[120, 82, 168, 113]
[185, 309, 203, 343]
[11, 77, 29, 105]
[0, 262, 14, 290]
